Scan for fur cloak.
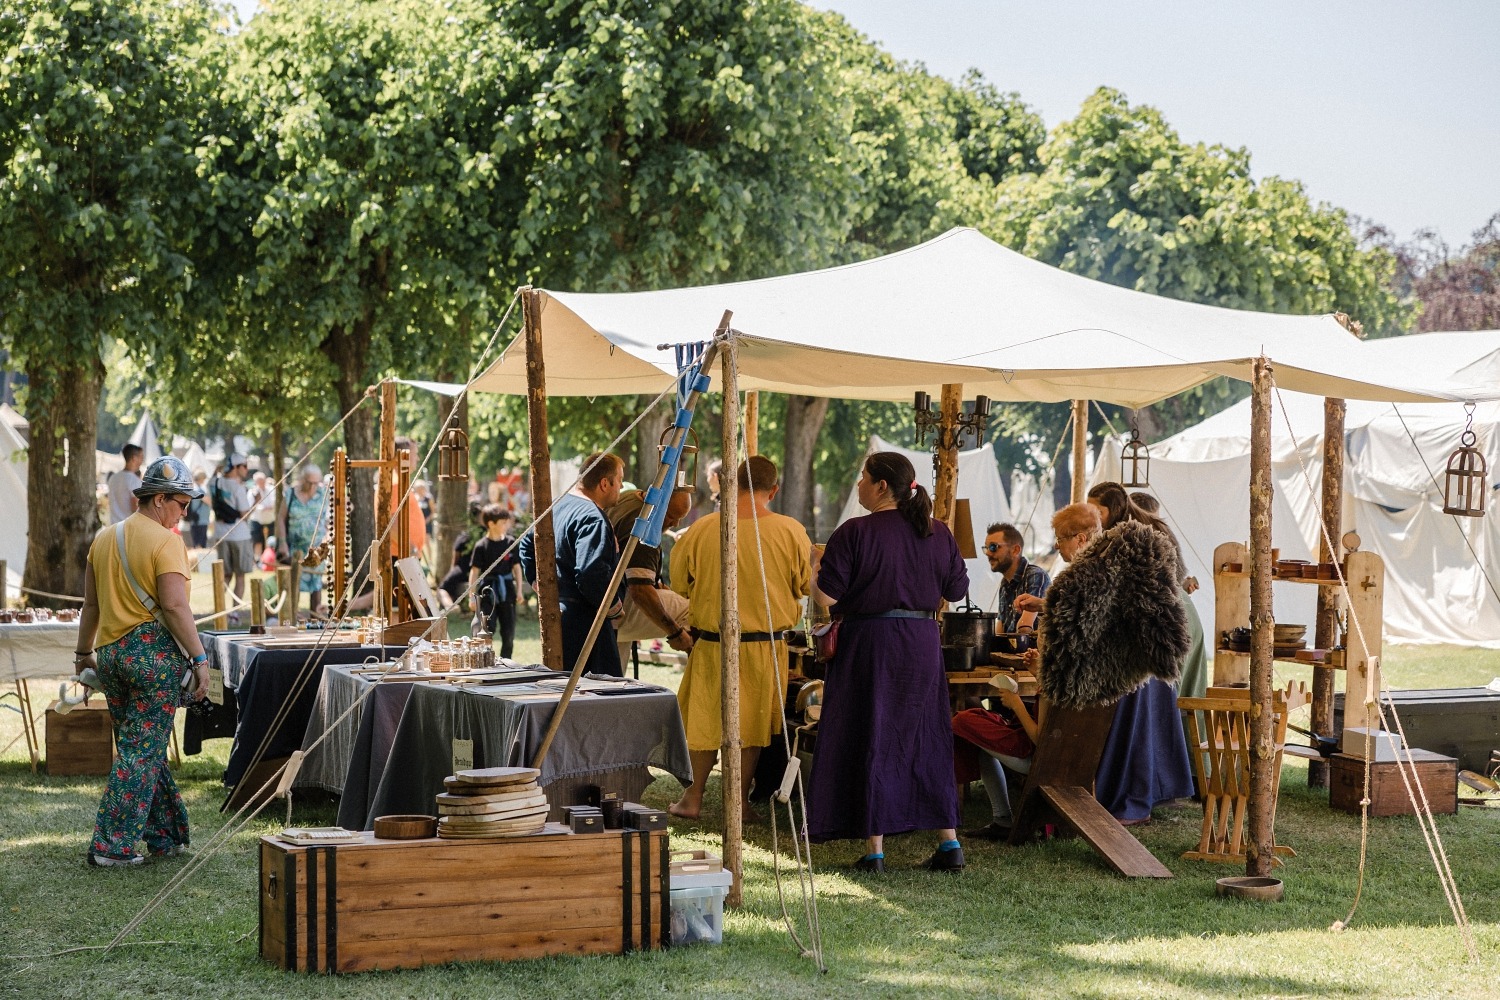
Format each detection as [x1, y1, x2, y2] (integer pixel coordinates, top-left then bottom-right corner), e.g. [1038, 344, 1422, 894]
[1037, 520, 1190, 709]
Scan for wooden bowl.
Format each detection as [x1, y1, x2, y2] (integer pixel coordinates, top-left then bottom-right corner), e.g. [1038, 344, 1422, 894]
[1216, 876, 1283, 901]
[373, 814, 437, 840]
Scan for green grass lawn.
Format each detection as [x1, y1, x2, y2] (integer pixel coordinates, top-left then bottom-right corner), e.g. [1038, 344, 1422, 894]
[3, 604, 1498, 999]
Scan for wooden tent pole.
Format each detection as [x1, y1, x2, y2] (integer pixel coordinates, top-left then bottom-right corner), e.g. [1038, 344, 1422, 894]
[1071, 400, 1088, 502]
[1246, 356, 1276, 878]
[933, 384, 962, 526]
[720, 332, 744, 908]
[743, 391, 759, 457]
[376, 378, 397, 620]
[523, 287, 563, 672]
[1310, 396, 1346, 789]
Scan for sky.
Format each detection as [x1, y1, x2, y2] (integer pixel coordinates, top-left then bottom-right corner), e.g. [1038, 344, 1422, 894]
[228, 0, 1497, 247]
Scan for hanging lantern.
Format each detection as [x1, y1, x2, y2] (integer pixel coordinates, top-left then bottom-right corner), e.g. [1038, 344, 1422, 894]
[1121, 422, 1151, 488]
[659, 426, 699, 490]
[437, 426, 470, 482]
[1442, 403, 1488, 517]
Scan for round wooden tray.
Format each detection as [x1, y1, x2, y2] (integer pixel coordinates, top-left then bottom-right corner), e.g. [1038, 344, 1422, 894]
[373, 814, 437, 840]
[1216, 876, 1283, 901]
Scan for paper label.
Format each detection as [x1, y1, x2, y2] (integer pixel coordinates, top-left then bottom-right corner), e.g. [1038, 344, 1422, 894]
[208, 667, 225, 705]
[452, 738, 474, 773]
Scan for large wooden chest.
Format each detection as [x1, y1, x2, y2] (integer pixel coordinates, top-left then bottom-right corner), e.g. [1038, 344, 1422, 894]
[1329, 750, 1457, 818]
[45, 702, 115, 776]
[259, 827, 669, 973]
[1335, 688, 1500, 773]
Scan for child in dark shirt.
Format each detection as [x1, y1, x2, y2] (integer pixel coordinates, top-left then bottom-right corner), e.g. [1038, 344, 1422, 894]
[468, 504, 522, 659]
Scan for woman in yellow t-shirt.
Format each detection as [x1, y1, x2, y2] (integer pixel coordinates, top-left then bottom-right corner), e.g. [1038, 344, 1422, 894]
[74, 456, 210, 868]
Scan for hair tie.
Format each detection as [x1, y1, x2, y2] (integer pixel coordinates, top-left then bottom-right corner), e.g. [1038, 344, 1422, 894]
[910, 480, 918, 491]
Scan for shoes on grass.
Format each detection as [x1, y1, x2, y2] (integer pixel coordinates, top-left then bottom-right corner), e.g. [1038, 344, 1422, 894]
[964, 821, 1012, 841]
[88, 853, 145, 868]
[923, 845, 965, 872]
[150, 844, 187, 859]
[852, 855, 885, 873]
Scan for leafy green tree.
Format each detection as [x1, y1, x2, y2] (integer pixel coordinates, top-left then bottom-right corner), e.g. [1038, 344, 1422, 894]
[0, 0, 224, 601]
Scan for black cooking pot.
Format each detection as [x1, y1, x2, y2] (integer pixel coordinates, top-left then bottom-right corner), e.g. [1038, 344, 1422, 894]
[940, 608, 996, 650]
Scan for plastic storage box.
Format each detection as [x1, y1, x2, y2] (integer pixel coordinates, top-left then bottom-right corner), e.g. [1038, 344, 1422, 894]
[669, 851, 733, 946]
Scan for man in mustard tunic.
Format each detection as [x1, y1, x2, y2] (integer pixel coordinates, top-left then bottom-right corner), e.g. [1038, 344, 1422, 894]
[668, 456, 810, 820]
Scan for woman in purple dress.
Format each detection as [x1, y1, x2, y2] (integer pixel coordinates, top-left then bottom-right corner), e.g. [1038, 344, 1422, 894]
[808, 452, 970, 872]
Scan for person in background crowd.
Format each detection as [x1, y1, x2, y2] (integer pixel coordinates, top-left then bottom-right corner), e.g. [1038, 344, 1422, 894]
[247, 471, 278, 557]
[281, 465, 328, 618]
[74, 455, 209, 866]
[108, 444, 145, 524]
[391, 437, 428, 562]
[519, 451, 625, 677]
[608, 482, 695, 669]
[440, 499, 485, 607]
[669, 457, 809, 821]
[985, 521, 1050, 633]
[468, 504, 523, 659]
[209, 454, 254, 626]
[951, 502, 1100, 840]
[806, 451, 969, 872]
[413, 480, 434, 537]
[258, 536, 279, 573]
[185, 470, 211, 551]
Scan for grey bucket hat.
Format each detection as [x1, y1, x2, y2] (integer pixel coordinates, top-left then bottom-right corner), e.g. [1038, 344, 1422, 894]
[134, 456, 206, 500]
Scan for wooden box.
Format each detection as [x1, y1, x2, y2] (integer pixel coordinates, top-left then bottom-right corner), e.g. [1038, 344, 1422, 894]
[1336, 688, 1500, 773]
[45, 702, 115, 776]
[1329, 750, 1457, 818]
[259, 827, 669, 973]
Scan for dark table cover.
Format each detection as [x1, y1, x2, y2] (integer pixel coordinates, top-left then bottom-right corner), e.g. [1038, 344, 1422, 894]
[302, 664, 692, 830]
[198, 631, 401, 786]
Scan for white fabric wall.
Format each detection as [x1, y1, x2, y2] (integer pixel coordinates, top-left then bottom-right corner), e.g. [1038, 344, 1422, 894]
[1, 416, 27, 595]
[836, 435, 1013, 611]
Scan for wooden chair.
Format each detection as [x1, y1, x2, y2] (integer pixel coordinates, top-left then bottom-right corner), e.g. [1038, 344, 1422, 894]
[1178, 681, 1308, 865]
[1007, 696, 1174, 879]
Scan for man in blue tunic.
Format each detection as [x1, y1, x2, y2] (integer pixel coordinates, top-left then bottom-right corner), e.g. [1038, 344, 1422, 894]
[520, 452, 626, 676]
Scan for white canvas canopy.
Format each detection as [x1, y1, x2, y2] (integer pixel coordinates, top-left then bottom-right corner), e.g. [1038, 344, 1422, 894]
[1097, 331, 1500, 647]
[1, 411, 26, 594]
[128, 411, 163, 464]
[473, 228, 1484, 407]
[836, 435, 1013, 610]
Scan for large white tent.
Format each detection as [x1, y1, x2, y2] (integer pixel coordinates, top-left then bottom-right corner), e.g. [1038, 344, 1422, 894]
[1, 410, 26, 595]
[1097, 331, 1500, 648]
[128, 411, 163, 464]
[836, 435, 1013, 610]
[474, 228, 1485, 407]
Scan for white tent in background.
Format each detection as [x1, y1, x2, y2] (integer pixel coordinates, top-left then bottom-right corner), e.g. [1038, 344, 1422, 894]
[128, 411, 163, 464]
[0, 411, 27, 594]
[172, 437, 212, 477]
[1097, 331, 1500, 648]
[836, 435, 1012, 611]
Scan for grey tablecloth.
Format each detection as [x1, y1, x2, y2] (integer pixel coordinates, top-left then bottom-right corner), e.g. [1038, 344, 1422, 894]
[2, 622, 80, 682]
[306, 664, 692, 830]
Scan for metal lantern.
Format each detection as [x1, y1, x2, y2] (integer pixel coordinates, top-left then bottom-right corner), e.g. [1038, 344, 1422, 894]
[1442, 403, 1488, 517]
[1121, 423, 1151, 488]
[659, 426, 698, 490]
[437, 427, 470, 482]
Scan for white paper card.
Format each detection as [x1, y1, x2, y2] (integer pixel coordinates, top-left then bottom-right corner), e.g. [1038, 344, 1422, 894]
[452, 738, 474, 773]
[208, 667, 225, 705]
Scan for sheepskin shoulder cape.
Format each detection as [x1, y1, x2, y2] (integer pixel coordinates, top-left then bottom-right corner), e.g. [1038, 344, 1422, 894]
[1037, 520, 1190, 709]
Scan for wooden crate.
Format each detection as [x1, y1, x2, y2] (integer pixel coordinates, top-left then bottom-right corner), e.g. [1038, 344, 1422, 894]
[259, 827, 669, 973]
[1329, 750, 1457, 818]
[1335, 688, 1500, 773]
[45, 702, 115, 776]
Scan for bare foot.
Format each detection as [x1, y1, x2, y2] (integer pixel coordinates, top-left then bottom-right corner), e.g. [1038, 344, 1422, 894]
[667, 800, 701, 820]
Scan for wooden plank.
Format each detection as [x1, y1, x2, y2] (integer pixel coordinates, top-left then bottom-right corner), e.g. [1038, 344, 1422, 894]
[333, 896, 622, 943]
[1040, 785, 1174, 879]
[720, 332, 743, 908]
[333, 925, 624, 972]
[337, 872, 623, 912]
[1309, 394, 1346, 789]
[1246, 355, 1275, 879]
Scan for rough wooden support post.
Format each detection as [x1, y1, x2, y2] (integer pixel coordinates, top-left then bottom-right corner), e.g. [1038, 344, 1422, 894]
[211, 560, 227, 629]
[0, 559, 7, 608]
[743, 391, 759, 457]
[376, 379, 397, 621]
[282, 562, 299, 625]
[1246, 356, 1276, 879]
[524, 287, 563, 672]
[933, 384, 962, 527]
[719, 333, 743, 908]
[1309, 396, 1346, 789]
[250, 580, 265, 628]
[1071, 400, 1089, 503]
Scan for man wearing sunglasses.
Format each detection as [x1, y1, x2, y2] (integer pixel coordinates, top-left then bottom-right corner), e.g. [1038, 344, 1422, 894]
[984, 523, 1050, 634]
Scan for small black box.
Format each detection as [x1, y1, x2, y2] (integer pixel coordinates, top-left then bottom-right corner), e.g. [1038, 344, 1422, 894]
[622, 802, 667, 831]
[564, 804, 604, 834]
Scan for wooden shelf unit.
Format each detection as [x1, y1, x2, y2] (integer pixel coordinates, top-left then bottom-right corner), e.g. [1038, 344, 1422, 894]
[1211, 541, 1385, 749]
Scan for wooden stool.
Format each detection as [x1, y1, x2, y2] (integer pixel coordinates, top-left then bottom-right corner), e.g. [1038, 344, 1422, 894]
[1178, 681, 1307, 864]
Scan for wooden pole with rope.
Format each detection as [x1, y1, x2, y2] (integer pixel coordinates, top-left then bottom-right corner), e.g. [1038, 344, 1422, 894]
[744, 390, 759, 457]
[374, 378, 397, 621]
[1310, 395, 1345, 789]
[1071, 399, 1089, 502]
[932, 384, 962, 526]
[523, 287, 563, 672]
[720, 332, 744, 908]
[1246, 356, 1276, 878]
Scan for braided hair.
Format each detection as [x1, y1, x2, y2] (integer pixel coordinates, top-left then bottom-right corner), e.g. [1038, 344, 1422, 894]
[865, 451, 932, 538]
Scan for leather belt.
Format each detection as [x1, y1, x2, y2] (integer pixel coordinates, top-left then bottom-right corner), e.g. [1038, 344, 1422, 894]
[691, 628, 792, 644]
[841, 610, 938, 622]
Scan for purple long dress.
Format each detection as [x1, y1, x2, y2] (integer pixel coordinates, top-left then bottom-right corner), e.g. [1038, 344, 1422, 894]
[807, 510, 969, 842]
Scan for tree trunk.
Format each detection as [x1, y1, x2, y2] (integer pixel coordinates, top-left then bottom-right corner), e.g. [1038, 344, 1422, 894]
[779, 394, 828, 523]
[323, 319, 376, 588]
[432, 390, 469, 582]
[23, 355, 102, 607]
[633, 393, 672, 486]
[270, 421, 285, 530]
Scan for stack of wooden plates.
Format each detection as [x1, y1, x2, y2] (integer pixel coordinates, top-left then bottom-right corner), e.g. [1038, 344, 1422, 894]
[435, 766, 547, 839]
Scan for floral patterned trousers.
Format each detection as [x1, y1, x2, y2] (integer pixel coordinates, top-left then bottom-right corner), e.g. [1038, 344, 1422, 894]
[90, 620, 190, 861]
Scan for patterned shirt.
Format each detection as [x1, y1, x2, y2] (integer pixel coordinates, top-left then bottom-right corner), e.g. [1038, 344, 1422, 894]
[994, 556, 1051, 634]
